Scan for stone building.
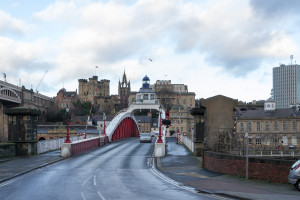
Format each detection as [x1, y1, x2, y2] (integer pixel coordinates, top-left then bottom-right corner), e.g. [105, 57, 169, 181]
[78, 76, 119, 115]
[235, 99, 300, 151]
[135, 116, 152, 133]
[153, 80, 195, 137]
[118, 71, 131, 109]
[128, 78, 195, 137]
[201, 95, 238, 153]
[78, 76, 110, 102]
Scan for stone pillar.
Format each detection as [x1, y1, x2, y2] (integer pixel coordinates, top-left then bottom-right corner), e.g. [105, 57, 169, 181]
[4, 107, 40, 156]
[190, 106, 206, 157]
[0, 103, 9, 143]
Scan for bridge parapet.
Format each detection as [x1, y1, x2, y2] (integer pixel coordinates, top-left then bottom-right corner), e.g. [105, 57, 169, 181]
[61, 136, 108, 158]
[0, 88, 21, 104]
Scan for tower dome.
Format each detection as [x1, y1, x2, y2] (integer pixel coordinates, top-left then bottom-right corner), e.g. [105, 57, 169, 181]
[142, 75, 150, 88]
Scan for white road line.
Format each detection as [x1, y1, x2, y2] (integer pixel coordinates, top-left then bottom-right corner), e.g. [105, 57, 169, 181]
[150, 159, 235, 200]
[97, 191, 106, 200]
[207, 194, 234, 200]
[82, 175, 92, 187]
[0, 176, 23, 188]
[81, 192, 87, 200]
[93, 175, 96, 186]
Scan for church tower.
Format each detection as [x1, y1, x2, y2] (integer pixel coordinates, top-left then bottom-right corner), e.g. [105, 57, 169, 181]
[118, 71, 131, 109]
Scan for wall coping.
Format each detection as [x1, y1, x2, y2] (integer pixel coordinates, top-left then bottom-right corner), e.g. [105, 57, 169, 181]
[204, 151, 296, 165]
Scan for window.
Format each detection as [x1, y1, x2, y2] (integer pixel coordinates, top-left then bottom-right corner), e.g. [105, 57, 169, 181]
[240, 123, 244, 132]
[144, 94, 149, 100]
[265, 122, 269, 131]
[256, 122, 260, 132]
[292, 136, 297, 145]
[256, 136, 261, 145]
[293, 121, 296, 132]
[274, 122, 278, 131]
[248, 136, 252, 144]
[181, 120, 183, 124]
[248, 122, 252, 132]
[282, 136, 288, 145]
[264, 138, 270, 145]
[283, 122, 287, 132]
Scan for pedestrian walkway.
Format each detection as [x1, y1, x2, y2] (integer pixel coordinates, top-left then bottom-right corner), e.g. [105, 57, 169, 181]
[0, 150, 63, 183]
[158, 137, 300, 200]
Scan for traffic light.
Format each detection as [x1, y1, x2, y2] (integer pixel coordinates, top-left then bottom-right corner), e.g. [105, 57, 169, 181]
[162, 119, 171, 126]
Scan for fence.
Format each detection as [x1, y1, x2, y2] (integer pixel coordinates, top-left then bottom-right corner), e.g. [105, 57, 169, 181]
[180, 136, 194, 153]
[37, 134, 98, 154]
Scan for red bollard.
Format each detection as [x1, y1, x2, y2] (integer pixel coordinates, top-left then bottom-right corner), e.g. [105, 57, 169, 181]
[177, 132, 181, 144]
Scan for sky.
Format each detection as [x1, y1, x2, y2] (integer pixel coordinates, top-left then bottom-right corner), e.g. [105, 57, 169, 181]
[1, 0, 300, 102]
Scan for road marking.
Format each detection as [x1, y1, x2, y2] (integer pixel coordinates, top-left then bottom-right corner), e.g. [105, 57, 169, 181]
[82, 175, 92, 187]
[0, 176, 24, 188]
[93, 175, 96, 186]
[81, 192, 87, 200]
[150, 158, 235, 200]
[207, 194, 234, 200]
[97, 191, 106, 200]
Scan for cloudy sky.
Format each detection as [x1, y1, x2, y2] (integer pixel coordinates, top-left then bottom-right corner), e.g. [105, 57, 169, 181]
[1, 0, 299, 102]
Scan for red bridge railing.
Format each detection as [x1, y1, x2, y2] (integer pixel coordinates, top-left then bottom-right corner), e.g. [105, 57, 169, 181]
[111, 117, 139, 141]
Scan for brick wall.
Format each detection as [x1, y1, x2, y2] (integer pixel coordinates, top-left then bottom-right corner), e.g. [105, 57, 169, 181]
[204, 151, 295, 183]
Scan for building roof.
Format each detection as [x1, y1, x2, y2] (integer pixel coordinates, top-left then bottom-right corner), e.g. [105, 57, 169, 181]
[238, 108, 300, 119]
[138, 88, 155, 93]
[135, 116, 152, 123]
[91, 115, 114, 121]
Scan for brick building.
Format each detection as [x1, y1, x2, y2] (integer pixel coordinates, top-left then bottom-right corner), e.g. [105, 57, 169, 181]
[54, 88, 77, 110]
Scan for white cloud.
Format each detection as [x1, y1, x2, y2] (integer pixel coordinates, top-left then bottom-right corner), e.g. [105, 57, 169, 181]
[0, 10, 28, 35]
[2, 0, 300, 102]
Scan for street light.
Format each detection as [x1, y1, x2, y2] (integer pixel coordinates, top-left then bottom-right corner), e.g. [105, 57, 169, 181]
[157, 105, 163, 143]
[64, 105, 71, 143]
[102, 113, 106, 136]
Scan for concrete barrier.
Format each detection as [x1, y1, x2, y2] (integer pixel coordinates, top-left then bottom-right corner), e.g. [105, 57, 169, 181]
[61, 136, 108, 158]
[154, 142, 165, 157]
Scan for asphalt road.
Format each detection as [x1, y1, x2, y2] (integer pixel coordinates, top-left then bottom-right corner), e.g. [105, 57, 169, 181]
[0, 138, 228, 200]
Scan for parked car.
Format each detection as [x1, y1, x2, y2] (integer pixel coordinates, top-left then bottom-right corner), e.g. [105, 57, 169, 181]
[139, 133, 152, 143]
[289, 144, 295, 149]
[288, 160, 300, 191]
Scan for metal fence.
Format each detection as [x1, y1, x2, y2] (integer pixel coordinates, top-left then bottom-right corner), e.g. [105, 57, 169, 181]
[180, 136, 194, 153]
[233, 149, 300, 158]
[37, 134, 99, 154]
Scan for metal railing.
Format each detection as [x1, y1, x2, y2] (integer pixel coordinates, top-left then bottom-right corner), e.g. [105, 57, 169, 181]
[37, 134, 98, 154]
[180, 135, 194, 153]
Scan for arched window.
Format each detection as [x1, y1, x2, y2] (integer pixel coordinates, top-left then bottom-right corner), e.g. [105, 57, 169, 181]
[282, 136, 288, 145]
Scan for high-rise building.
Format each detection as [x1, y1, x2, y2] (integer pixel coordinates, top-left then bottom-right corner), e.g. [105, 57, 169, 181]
[273, 64, 300, 109]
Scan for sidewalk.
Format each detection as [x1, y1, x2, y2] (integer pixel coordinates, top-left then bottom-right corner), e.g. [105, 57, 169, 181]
[158, 137, 300, 200]
[0, 150, 64, 183]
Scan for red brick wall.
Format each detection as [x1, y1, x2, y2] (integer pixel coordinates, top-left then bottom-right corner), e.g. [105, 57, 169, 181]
[203, 151, 295, 183]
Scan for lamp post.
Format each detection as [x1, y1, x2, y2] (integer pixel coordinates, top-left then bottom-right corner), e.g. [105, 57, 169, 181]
[157, 105, 163, 143]
[64, 105, 71, 143]
[102, 113, 106, 136]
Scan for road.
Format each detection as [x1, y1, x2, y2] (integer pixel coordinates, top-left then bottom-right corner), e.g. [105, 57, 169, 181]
[0, 138, 229, 200]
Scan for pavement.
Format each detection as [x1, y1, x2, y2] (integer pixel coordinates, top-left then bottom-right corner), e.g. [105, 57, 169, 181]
[0, 150, 63, 183]
[1, 138, 300, 200]
[158, 137, 300, 200]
